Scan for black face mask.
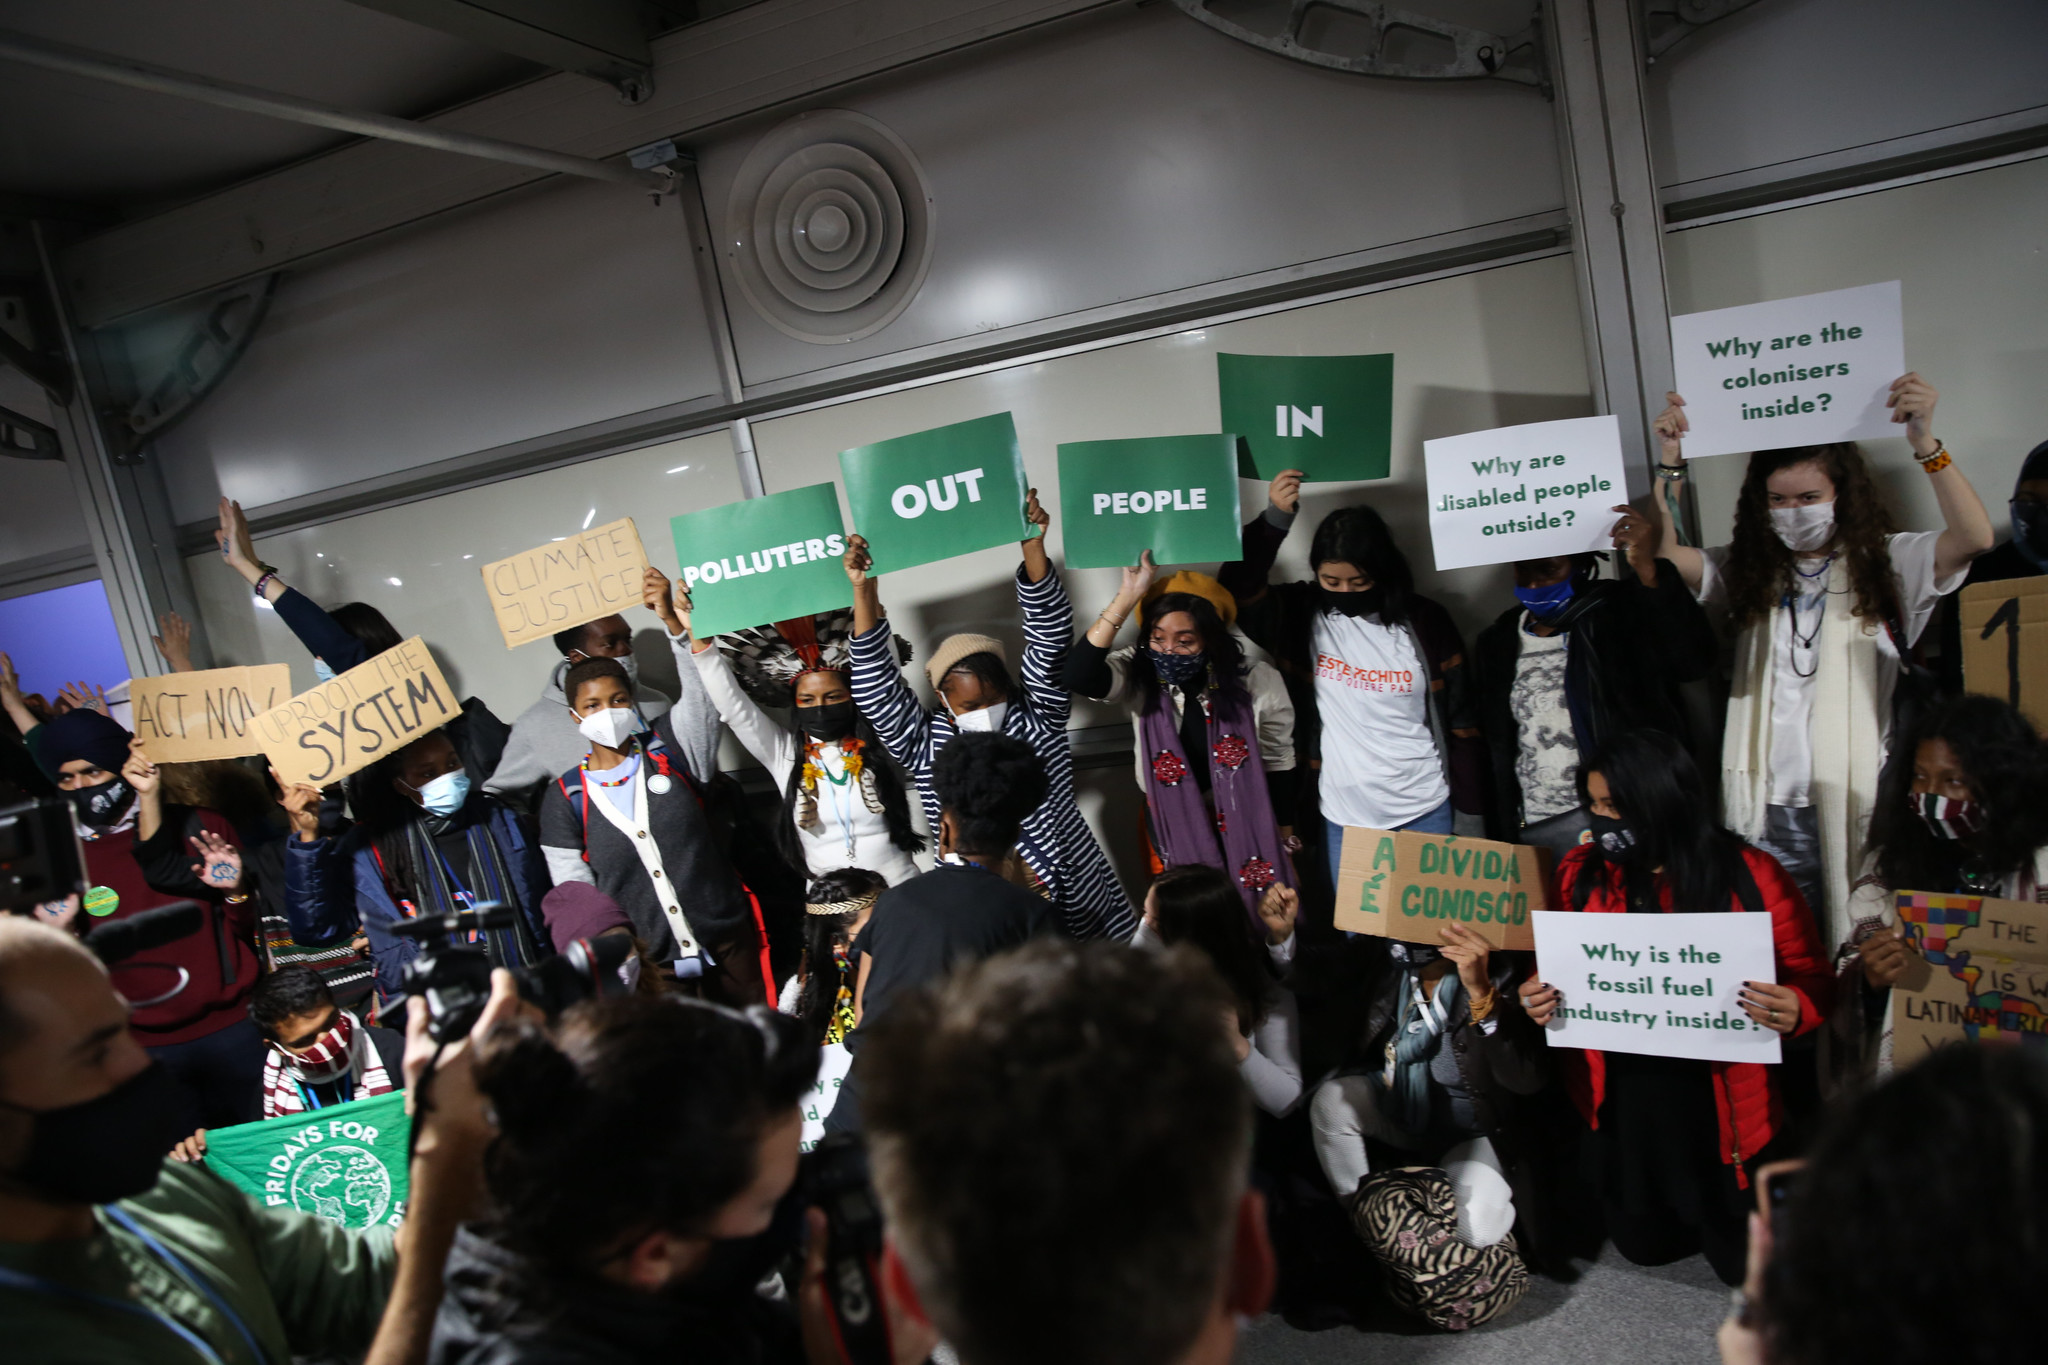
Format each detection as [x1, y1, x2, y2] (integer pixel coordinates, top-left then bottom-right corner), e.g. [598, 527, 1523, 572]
[798, 700, 857, 742]
[68, 778, 135, 830]
[672, 1188, 804, 1302]
[0, 1063, 197, 1205]
[1587, 812, 1640, 861]
[1320, 586, 1386, 618]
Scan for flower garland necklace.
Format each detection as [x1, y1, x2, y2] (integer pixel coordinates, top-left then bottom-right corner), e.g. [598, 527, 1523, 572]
[795, 736, 887, 836]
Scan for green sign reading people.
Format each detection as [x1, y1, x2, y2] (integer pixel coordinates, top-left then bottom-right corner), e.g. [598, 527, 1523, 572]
[203, 1090, 411, 1229]
[1218, 352, 1394, 482]
[1055, 434, 1244, 569]
[671, 483, 853, 637]
[838, 412, 1031, 573]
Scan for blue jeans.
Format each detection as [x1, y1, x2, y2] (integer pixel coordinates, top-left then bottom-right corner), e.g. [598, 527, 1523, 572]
[1325, 799, 1455, 892]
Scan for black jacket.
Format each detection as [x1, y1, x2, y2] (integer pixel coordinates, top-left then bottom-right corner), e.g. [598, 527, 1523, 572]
[1472, 561, 1716, 839]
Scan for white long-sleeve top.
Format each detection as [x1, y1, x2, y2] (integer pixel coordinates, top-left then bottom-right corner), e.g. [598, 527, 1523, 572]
[1133, 918, 1303, 1116]
[680, 632, 923, 887]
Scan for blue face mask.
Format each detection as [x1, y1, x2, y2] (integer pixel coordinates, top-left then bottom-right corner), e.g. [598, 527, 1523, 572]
[1513, 578, 1576, 620]
[313, 658, 338, 683]
[412, 770, 470, 817]
[1149, 650, 1208, 687]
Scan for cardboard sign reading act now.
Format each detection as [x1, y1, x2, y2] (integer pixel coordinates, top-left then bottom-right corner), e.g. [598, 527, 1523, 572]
[1334, 828, 1544, 951]
[255, 637, 460, 787]
[481, 518, 649, 649]
[131, 665, 292, 762]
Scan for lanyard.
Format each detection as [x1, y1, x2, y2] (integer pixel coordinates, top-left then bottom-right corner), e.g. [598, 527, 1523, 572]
[293, 1068, 351, 1111]
[0, 1206, 270, 1365]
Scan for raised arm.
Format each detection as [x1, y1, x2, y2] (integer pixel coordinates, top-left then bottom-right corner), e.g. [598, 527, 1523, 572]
[1889, 373, 1994, 580]
[1017, 491, 1075, 727]
[1646, 393, 1707, 593]
[217, 496, 371, 670]
[0, 651, 37, 744]
[666, 572, 794, 775]
[640, 566, 721, 780]
[1216, 470, 1300, 607]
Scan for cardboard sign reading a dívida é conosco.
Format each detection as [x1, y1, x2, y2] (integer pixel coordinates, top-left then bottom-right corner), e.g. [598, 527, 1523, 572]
[480, 518, 650, 649]
[1333, 828, 1543, 951]
[130, 664, 292, 762]
[254, 637, 461, 787]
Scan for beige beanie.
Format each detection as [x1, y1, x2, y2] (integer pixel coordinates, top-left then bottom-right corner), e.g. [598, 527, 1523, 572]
[925, 633, 1006, 689]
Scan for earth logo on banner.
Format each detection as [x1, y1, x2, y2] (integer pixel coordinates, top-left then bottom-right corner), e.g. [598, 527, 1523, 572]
[202, 1091, 411, 1230]
[289, 1144, 393, 1228]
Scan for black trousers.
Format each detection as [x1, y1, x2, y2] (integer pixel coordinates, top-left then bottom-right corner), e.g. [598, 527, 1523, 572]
[147, 1015, 268, 1130]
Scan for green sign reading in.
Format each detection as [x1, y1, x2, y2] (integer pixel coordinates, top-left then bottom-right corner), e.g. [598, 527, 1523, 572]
[204, 1090, 410, 1229]
[1218, 352, 1394, 482]
[1055, 435, 1244, 570]
[672, 484, 853, 637]
[839, 412, 1030, 573]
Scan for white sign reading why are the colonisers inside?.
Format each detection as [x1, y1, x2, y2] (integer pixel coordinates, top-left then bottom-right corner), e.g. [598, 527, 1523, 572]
[1531, 910, 1782, 1065]
[1423, 415, 1627, 572]
[1668, 280, 1905, 458]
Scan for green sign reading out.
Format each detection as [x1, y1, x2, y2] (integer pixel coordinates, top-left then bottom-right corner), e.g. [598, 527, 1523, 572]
[204, 1090, 410, 1229]
[1218, 352, 1394, 482]
[839, 412, 1030, 573]
[672, 484, 853, 637]
[1055, 435, 1244, 570]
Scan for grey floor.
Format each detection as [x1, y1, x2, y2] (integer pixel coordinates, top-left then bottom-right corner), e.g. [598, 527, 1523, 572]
[1238, 1251, 1729, 1365]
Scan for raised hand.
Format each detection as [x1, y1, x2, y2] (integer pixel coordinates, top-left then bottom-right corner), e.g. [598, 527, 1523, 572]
[1439, 921, 1494, 999]
[1610, 503, 1658, 583]
[1117, 549, 1158, 605]
[642, 565, 682, 635]
[215, 496, 262, 578]
[123, 737, 161, 798]
[1022, 487, 1050, 542]
[669, 577, 696, 637]
[1256, 884, 1299, 946]
[1652, 391, 1688, 466]
[276, 772, 324, 842]
[843, 533, 875, 586]
[1268, 468, 1304, 516]
[1886, 372, 1939, 453]
[152, 611, 195, 672]
[189, 830, 244, 894]
[54, 681, 107, 716]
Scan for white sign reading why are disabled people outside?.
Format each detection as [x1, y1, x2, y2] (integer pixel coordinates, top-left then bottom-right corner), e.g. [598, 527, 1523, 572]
[1668, 280, 1905, 458]
[1531, 910, 1781, 1065]
[1423, 414, 1627, 572]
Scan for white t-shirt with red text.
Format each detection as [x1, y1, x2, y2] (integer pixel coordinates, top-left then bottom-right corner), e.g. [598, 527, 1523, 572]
[1312, 611, 1448, 830]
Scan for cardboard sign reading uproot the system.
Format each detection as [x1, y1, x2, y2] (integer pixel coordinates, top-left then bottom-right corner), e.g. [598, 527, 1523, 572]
[481, 518, 649, 649]
[1531, 910, 1781, 1064]
[1056, 435, 1244, 569]
[255, 637, 460, 787]
[1669, 281, 1905, 458]
[1423, 415, 1627, 571]
[204, 1090, 410, 1228]
[671, 484, 852, 638]
[1960, 576, 2048, 732]
[1333, 829, 1543, 951]
[1218, 352, 1394, 482]
[131, 665, 291, 762]
[1889, 890, 2048, 1069]
[838, 412, 1030, 574]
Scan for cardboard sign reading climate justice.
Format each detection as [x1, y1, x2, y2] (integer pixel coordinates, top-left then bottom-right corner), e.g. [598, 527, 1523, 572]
[1218, 352, 1394, 482]
[131, 664, 292, 762]
[481, 517, 650, 649]
[1423, 415, 1627, 571]
[670, 483, 852, 637]
[256, 637, 461, 787]
[205, 1091, 410, 1229]
[1333, 829, 1544, 951]
[838, 412, 1030, 573]
[1531, 910, 1781, 1065]
[1888, 891, 2048, 1069]
[1056, 435, 1243, 569]
[1669, 281, 1905, 457]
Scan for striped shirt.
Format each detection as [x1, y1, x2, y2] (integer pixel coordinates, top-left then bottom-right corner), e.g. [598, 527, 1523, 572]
[850, 565, 1136, 941]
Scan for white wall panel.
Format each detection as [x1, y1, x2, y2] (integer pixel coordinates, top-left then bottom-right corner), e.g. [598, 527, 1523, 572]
[1647, 0, 2048, 193]
[699, 3, 1564, 387]
[0, 368, 90, 575]
[1665, 158, 2048, 555]
[151, 178, 723, 526]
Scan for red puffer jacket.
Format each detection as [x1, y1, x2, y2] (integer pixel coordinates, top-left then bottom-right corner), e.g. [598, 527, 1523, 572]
[1550, 843, 1831, 1186]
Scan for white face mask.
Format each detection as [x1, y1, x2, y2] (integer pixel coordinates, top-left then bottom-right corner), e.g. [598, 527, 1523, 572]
[576, 706, 644, 749]
[1770, 502, 1836, 553]
[952, 701, 1008, 734]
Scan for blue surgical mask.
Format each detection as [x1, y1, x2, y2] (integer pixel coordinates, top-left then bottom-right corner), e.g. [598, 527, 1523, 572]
[313, 658, 338, 683]
[412, 770, 471, 817]
[1514, 579, 1576, 620]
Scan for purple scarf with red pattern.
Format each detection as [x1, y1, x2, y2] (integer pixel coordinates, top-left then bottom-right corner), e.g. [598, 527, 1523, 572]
[1141, 678, 1296, 913]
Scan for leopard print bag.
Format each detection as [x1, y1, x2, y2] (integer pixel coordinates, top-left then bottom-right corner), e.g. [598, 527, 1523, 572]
[1352, 1166, 1528, 1331]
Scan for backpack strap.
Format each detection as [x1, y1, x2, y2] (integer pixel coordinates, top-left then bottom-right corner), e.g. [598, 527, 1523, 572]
[557, 772, 591, 863]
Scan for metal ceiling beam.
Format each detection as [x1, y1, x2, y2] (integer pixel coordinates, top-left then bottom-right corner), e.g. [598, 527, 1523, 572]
[343, 0, 656, 102]
[56, 0, 1127, 328]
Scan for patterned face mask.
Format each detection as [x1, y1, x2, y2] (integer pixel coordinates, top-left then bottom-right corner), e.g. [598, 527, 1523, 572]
[1149, 649, 1208, 686]
[1914, 792, 1984, 842]
[289, 1012, 354, 1084]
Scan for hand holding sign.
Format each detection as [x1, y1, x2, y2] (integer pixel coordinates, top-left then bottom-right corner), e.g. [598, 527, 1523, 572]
[1218, 352, 1394, 482]
[669, 484, 851, 638]
[838, 413, 1030, 573]
[1056, 435, 1244, 569]
[1423, 415, 1627, 572]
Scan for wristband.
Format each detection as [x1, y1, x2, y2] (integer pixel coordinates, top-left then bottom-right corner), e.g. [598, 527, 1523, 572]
[223, 892, 249, 905]
[1655, 463, 1687, 482]
[251, 571, 278, 599]
[1915, 441, 1952, 474]
[1469, 988, 1497, 1022]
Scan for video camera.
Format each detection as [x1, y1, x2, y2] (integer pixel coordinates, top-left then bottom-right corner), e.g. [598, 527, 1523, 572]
[396, 903, 634, 1042]
[0, 796, 86, 915]
[799, 1134, 896, 1365]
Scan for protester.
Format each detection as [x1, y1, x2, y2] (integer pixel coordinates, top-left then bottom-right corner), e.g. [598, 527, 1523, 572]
[151, 610, 195, 673]
[429, 995, 823, 1365]
[486, 568, 677, 808]
[843, 489, 1135, 940]
[1649, 377, 1995, 945]
[862, 938, 1273, 1365]
[1520, 730, 1831, 1285]
[540, 881, 668, 998]
[1825, 693, 2048, 1089]
[1218, 470, 1487, 898]
[1937, 437, 2048, 689]
[1473, 508, 1716, 851]
[285, 727, 552, 1008]
[1136, 864, 1303, 1116]
[537, 632, 771, 1007]
[1066, 556, 1299, 903]
[671, 586, 924, 886]
[1718, 1043, 2046, 1365]
[784, 868, 887, 1045]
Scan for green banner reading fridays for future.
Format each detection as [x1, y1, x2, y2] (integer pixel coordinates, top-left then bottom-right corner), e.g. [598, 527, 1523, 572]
[1218, 352, 1394, 482]
[672, 483, 853, 637]
[1055, 435, 1244, 570]
[838, 412, 1030, 574]
[203, 1090, 410, 1229]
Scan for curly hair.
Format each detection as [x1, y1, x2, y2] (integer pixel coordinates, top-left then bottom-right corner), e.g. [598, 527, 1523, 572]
[931, 732, 1047, 856]
[1867, 693, 2048, 894]
[562, 657, 630, 709]
[1132, 592, 1249, 716]
[1720, 443, 1899, 628]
